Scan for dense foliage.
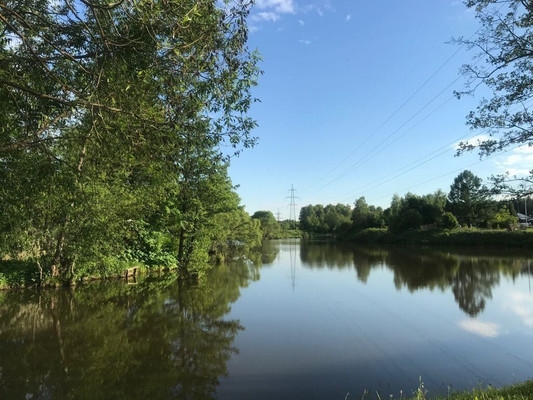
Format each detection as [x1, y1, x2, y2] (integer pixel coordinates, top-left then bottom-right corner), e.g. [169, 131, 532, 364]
[456, 0, 533, 197]
[0, 0, 262, 284]
[299, 203, 352, 235]
[351, 197, 385, 231]
[300, 170, 525, 238]
[386, 191, 447, 233]
[251, 211, 279, 239]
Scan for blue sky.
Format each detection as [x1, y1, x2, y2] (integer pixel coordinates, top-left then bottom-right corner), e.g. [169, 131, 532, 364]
[228, 0, 533, 218]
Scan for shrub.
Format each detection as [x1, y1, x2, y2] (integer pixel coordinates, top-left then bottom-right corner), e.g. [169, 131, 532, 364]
[439, 211, 459, 229]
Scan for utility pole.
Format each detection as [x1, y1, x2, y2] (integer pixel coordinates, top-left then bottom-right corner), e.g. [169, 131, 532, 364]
[526, 196, 529, 225]
[286, 184, 299, 228]
[276, 208, 282, 223]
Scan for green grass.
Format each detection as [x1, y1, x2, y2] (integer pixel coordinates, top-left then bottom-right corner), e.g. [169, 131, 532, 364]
[427, 380, 533, 400]
[352, 379, 533, 400]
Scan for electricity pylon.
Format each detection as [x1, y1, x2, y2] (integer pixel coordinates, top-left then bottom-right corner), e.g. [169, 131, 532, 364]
[286, 184, 299, 228]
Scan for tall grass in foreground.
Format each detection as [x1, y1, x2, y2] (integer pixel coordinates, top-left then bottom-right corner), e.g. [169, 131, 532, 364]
[350, 379, 533, 400]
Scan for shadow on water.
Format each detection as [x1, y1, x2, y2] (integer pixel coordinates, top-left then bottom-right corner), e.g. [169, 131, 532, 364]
[0, 260, 259, 400]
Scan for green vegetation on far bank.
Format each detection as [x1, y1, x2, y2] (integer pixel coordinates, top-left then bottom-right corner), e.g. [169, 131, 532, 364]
[338, 227, 533, 248]
[296, 170, 533, 248]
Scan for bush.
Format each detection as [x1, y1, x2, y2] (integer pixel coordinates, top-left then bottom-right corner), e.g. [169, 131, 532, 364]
[439, 211, 459, 229]
[487, 207, 518, 229]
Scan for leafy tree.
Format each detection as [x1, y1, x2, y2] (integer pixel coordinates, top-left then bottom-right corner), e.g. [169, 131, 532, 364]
[440, 211, 460, 229]
[324, 204, 352, 233]
[299, 205, 323, 233]
[383, 194, 402, 227]
[455, 0, 533, 156]
[488, 206, 518, 229]
[251, 211, 280, 240]
[210, 206, 262, 263]
[455, 1, 533, 195]
[0, 0, 260, 282]
[299, 204, 351, 235]
[351, 197, 384, 231]
[423, 189, 448, 211]
[387, 192, 445, 232]
[447, 170, 490, 227]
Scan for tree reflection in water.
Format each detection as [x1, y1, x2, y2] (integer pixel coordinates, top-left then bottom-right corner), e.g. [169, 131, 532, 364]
[299, 241, 533, 317]
[0, 260, 259, 400]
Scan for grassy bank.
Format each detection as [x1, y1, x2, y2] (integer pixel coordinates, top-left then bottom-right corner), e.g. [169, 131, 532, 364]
[358, 379, 533, 399]
[439, 380, 533, 400]
[339, 227, 533, 248]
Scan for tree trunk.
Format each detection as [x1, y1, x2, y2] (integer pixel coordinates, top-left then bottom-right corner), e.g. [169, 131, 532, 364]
[50, 232, 65, 278]
[177, 228, 188, 278]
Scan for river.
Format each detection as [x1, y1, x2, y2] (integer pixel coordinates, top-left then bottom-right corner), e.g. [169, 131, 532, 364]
[1, 239, 533, 399]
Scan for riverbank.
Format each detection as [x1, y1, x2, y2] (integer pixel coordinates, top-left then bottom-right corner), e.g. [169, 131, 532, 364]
[0, 259, 150, 290]
[403, 379, 533, 400]
[338, 227, 533, 248]
[357, 379, 533, 399]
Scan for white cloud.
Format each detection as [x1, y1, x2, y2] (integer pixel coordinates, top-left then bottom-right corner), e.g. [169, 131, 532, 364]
[249, 0, 295, 28]
[255, 0, 295, 14]
[495, 145, 533, 173]
[505, 291, 533, 328]
[300, 2, 334, 16]
[299, 39, 311, 45]
[459, 319, 500, 337]
[298, 19, 305, 26]
[503, 167, 532, 176]
[252, 12, 281, 22]
[346, 14, 352, 21]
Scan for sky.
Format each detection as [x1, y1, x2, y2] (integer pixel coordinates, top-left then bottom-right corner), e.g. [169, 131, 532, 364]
[227, 0, 533, 219]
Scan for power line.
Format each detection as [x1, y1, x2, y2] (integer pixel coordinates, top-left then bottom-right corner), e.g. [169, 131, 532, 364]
[285, 5, 509, 210]
[312, 92, 459, 195]
[336, 97, 533, 205]
[299, 19, 492, 202]
[365, 145, 520, 207]
[299, 31, 477, 196]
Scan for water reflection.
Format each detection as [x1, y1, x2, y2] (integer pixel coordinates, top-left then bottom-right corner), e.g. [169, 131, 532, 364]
[0, 261, 259, 399]
[257, 239, 280, 265]
[300, 241, 533, 317]
[2, 242, 533, 399]
[213, 241, 533, 399]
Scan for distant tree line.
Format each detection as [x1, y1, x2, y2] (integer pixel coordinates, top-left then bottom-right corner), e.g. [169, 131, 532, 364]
[299, 204, 352, 236]
[298, 170, 524, 237]
[250, 211, 302, 240]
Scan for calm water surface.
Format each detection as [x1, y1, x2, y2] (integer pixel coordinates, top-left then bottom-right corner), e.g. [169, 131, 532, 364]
[1, 240, 533, 399]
